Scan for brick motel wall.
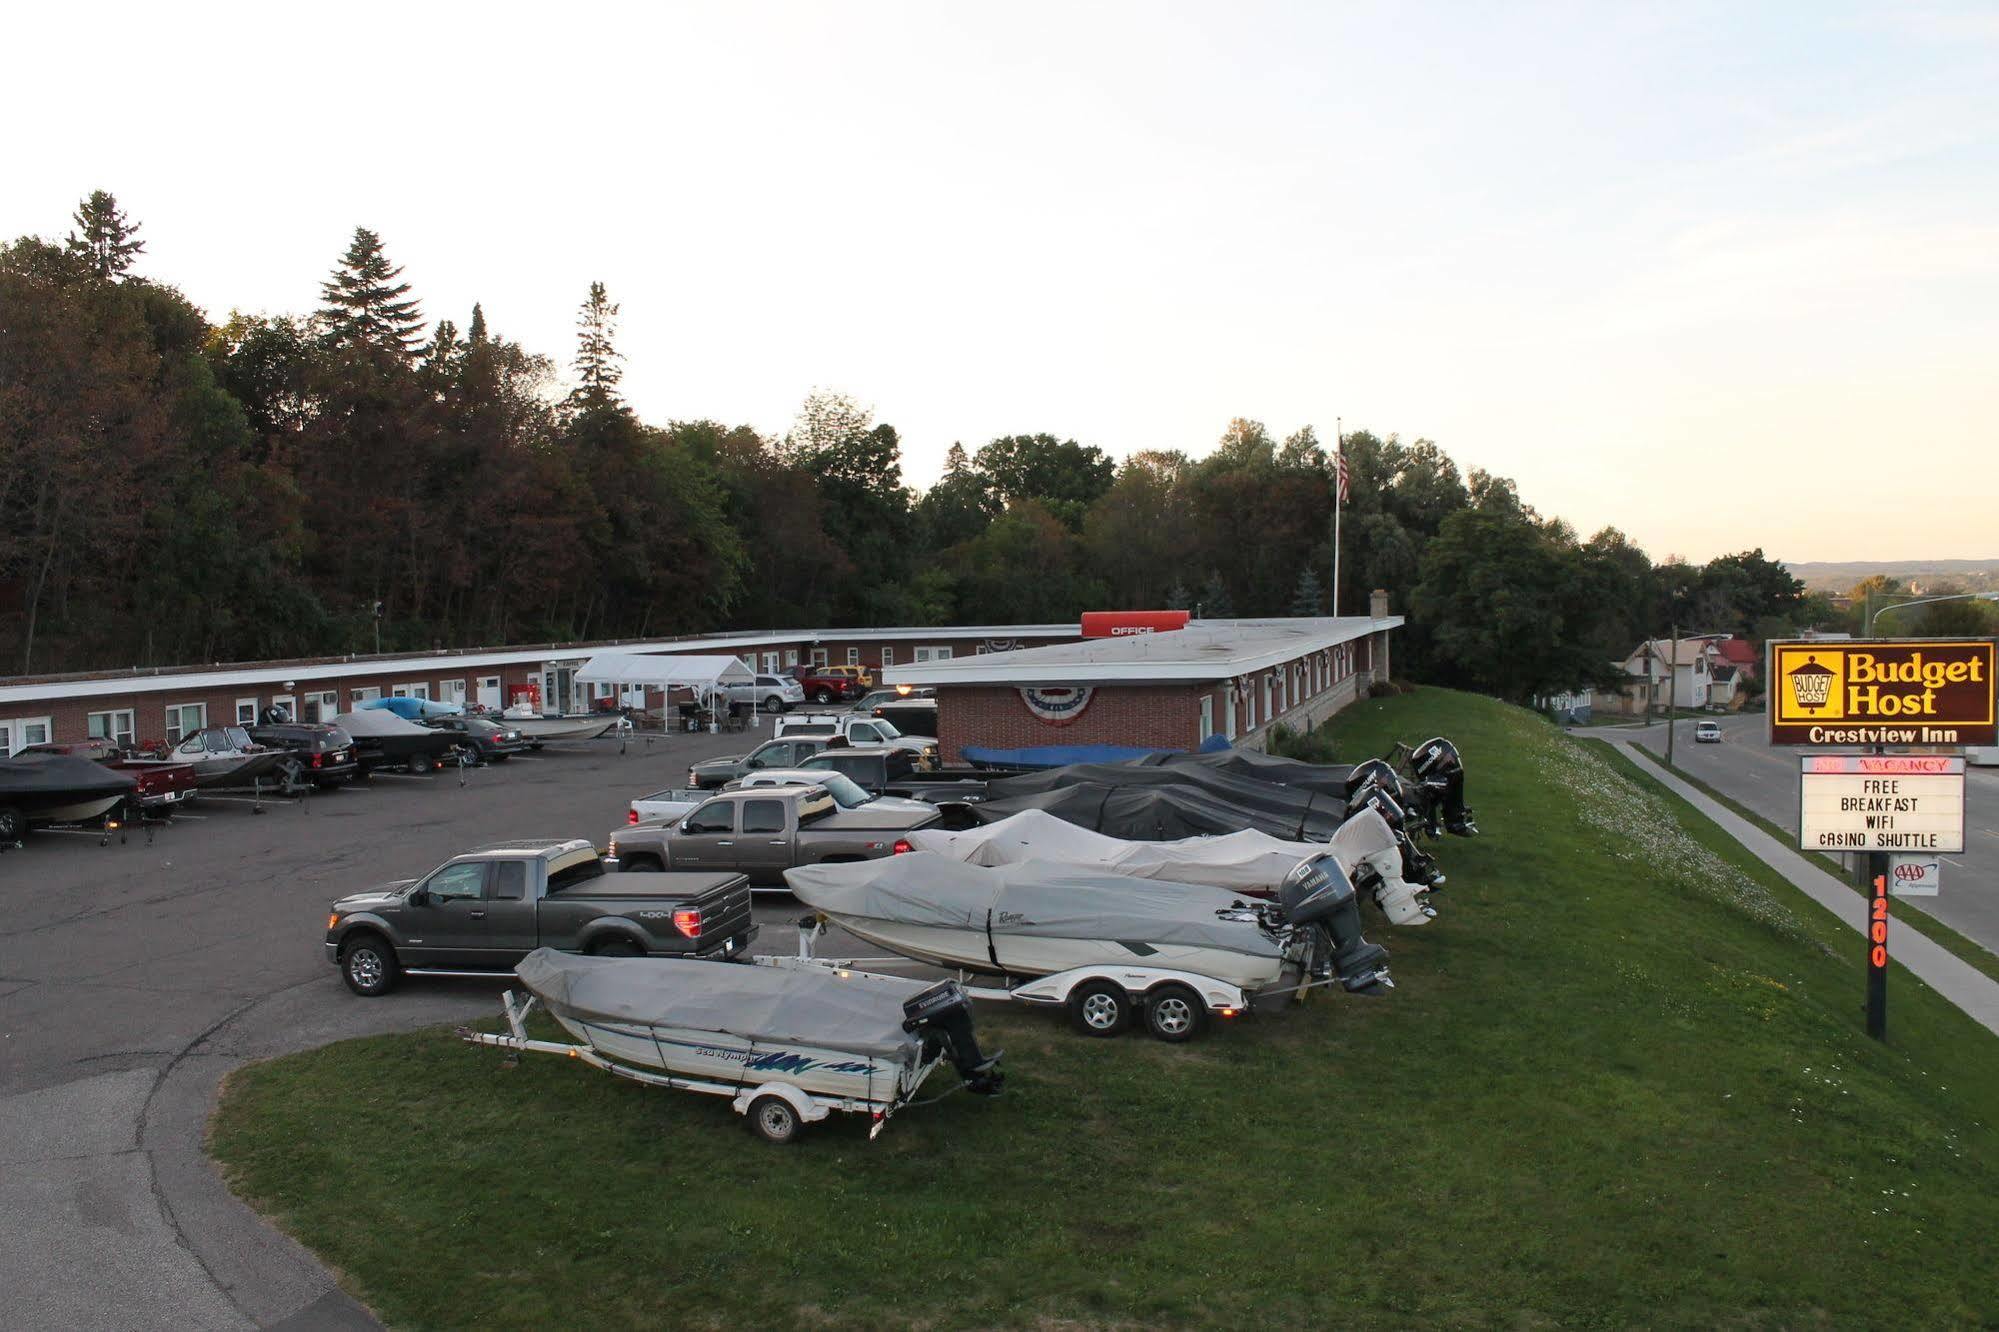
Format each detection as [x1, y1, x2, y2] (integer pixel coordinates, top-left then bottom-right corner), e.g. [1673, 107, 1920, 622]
[937, 685, 1203, 763]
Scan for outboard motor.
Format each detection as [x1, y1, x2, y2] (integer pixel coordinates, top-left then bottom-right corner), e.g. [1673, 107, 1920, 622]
[1278, 854, 1392, 994]
[902, 980, 1004, 1096]
[1349, 785, 1446, 889]
[1344, 758, 1400, 802]
[1408, 737, 1477, 836]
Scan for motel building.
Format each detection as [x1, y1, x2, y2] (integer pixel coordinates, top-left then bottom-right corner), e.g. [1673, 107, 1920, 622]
[0, 601, 1400, 759]
[887, 598, 1402, 763]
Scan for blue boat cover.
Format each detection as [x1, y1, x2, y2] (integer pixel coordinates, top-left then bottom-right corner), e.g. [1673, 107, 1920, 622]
[357, 696, 464, 720]
[962, 743, 1179, 770]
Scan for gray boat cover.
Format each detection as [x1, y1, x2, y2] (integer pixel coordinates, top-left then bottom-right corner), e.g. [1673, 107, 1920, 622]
[907, 807, 1400, 896]
[515, 949, 926, 1059]
[1131, 748, 1355, 797]
[969, 782, 1309, 842]
[333, 709, 435, 738]
[786, 853, 1286, 965]
[982, 763, 1348, 839]
[0, 754, 136, 801]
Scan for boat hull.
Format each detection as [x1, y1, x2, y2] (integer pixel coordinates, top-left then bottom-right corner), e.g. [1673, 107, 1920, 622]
[506, 715, 621, 742]
[829, 915, 1291, 991]
[31, 795, 124, 825]
[548, 1011, 920, 1104]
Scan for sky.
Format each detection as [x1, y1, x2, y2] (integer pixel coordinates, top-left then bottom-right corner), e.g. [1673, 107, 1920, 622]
[4, 2, 1995, 563]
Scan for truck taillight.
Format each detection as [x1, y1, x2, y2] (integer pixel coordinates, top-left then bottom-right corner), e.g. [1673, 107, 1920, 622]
[310, 752, 324, 768]
[627, 808, 639, 825]
[892, 839, 913, 855]
[673, 908, 703, 939]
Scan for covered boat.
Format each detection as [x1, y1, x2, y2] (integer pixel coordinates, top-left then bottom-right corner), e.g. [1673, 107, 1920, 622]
[0, 754, 137, 837]
[334, 710, 459, 773]
[981, 762, 1349, 840]
[358, 695, 464, 720]
[785, 851, 1389, 993]
[499, 949, 1002, 1135]
[906, 807, 1432, 924]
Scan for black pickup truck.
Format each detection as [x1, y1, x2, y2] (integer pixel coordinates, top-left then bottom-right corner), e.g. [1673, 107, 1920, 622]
[324, 838, 757, 996]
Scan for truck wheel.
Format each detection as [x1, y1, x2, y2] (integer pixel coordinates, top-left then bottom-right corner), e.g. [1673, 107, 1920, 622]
[749, 1095, 800, 1144]
[1067, 980, 1130, 1038]
[1143, 983, 1207, 1043]
[0, 805, 23, 843]
[813, 688, 833, 704]
[621, 854, 664, 872]
[593, 939, 643, 958]
[340, 934, 399, 997]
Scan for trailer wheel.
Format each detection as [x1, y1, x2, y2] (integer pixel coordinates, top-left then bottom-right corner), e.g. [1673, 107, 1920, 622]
[274, 757, 308, 796]
[1143, 983, 1207, 1043]
[749, 1094, 800, 1144]
[408, 752, 436, 774]
[1067, 980, 1131, 1037]
[0, 805, 24, 843]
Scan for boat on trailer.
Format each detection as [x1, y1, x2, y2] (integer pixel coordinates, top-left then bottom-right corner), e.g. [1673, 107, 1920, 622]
[459, 949, 1002, 1143]
[498, 707, 624, 744]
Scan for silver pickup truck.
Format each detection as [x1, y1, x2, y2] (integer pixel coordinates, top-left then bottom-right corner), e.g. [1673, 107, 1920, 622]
[606, 786, 938, 887]
[324, 838, 757, 995]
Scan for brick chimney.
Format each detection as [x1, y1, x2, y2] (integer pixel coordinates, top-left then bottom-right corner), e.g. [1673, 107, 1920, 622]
[1369, 588, 1389, 618]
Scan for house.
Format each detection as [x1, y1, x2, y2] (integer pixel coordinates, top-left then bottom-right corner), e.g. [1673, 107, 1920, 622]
[1592, 637, 1727, 716]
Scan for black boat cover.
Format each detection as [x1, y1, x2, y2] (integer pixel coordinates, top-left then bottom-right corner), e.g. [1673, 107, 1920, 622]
[0, 754, 136, 805]
[1128, 748, 1357, 798]
[981, 762, 1349, 840]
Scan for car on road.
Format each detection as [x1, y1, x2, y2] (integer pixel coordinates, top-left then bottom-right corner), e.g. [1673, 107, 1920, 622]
[1694, 721, 1722, 743]
[324, 838, 757, 996]
[605, 785, 939, 887]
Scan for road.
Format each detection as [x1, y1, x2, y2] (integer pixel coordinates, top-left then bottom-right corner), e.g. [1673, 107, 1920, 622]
[1607, 712, 1999, 955]
[0, 722, 825, 1330]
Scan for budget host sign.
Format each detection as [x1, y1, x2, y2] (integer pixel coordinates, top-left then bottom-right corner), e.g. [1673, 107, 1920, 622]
[1767, 639, 1995, 747]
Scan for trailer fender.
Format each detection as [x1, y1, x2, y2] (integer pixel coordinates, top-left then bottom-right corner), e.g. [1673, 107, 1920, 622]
[732, 1081, 830, 1123]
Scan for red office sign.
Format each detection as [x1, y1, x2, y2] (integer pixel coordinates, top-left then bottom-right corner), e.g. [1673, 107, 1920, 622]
[1080, 610, 1190, 638]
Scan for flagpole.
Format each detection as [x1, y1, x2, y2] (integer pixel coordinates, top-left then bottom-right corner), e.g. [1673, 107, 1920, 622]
[1332, 417, 1343, 618]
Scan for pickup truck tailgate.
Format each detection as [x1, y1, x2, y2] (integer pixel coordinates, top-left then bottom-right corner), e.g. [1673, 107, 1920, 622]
[597, 870, 757, 952]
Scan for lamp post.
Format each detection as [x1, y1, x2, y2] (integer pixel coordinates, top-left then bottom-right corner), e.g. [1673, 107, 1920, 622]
[1864, 590, 1999, 636]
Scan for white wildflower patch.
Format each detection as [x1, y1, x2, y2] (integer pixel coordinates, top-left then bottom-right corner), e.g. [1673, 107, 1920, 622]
[1542, 741, 1821, 949]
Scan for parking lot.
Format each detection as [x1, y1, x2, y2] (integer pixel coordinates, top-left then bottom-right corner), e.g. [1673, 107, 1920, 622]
[0, 723, 810, 1330]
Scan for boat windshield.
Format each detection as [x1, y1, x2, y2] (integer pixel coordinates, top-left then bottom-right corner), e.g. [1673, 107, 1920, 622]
[224, 725, 255, 748]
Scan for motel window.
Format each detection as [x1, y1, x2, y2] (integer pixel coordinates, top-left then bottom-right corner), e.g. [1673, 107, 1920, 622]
[88, 709, 137, 747]
[164, 703, 207, 745]
[1, 717, 53, 755]
[351, 686, 382, 705]
[740, 654, 756, 671]
[784, 650, 798, 668]
[762, 652, 779, 674]
[811, 648, 829, 668]
[309, 691, 339, 723]
[1261, 675, 1272, 727]
[1200, 696, 1214, 741]
[914, 646, 953, 663]
[881, 647, 894, 668]
[1225, 686, 1239, 740]
[235, 698, 258, 725]
[847, 648, 860, 666]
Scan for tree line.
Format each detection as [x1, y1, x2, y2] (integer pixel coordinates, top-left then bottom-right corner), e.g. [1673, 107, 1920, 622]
[3, 192, 1838, 699]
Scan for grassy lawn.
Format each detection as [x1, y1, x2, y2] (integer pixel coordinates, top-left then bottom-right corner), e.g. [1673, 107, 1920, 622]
[210, 687, 1999, 1329]
[1626, 740, 1999, 988]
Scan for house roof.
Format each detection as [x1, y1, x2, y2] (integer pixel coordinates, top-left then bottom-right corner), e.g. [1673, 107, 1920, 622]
[1713, 638, 1758, 667]
[883, 616, 1402, 687]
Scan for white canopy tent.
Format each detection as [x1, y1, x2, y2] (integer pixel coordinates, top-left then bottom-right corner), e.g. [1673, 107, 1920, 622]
[574, 653, 758, 720]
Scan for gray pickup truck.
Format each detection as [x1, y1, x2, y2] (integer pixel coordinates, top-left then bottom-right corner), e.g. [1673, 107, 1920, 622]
[324, 838, 757, 996]
[606, 785, 939, 887]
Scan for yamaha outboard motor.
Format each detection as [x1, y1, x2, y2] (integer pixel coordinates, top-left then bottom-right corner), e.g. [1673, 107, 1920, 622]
[902, 980, 1004, 1096]
[1348, 785, 1445, 889]
[1408, 737, 1476, 836]
[1278, 854, 1392, 993]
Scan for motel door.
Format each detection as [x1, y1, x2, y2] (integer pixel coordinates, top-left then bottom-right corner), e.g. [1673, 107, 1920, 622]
[542, 662, 583, 715]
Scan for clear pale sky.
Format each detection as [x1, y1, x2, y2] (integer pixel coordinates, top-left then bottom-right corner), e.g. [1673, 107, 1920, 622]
[5, 2, 1994, 563]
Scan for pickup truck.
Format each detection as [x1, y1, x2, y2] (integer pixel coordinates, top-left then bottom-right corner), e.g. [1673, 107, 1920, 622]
[19, 739, 199, 814]
[688, 735, 835, 789]
[324, 838, 757, 996]
[773, 712, 939, 760]
[793, 670, 863, 705]
[606, 786, 939, 887]
[627, 769, 933, 825]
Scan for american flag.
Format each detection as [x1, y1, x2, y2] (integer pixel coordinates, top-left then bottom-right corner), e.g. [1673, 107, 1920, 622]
[1335, 444, 1350, 506]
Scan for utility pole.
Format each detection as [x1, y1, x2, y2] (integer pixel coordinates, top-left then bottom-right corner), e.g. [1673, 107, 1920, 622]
[1664, 623, 1677, 767]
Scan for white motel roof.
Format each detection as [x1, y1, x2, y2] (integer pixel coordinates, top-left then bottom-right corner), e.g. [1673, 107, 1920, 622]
[0, 623, 1077, 708]
[882, 616, 1403, 687]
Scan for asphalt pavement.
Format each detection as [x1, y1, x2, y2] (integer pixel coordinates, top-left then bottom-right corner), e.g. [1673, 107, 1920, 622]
[1598, 712, 1999, 955]
[0, 721, 810, 1330]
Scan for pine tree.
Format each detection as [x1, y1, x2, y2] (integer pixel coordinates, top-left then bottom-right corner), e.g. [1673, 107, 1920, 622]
[466, 302, 488, 344]
[318, 227, 426, 356]
[1165, 582, 1192, 612]
[65, 190, 144, 280]
[1290, 567, 1324, 616]
[1198, 572, 1234, 619]
[571, 281, 623, 405]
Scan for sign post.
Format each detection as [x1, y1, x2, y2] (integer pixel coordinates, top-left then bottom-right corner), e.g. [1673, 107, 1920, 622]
[1772, 636, 1994, 1044]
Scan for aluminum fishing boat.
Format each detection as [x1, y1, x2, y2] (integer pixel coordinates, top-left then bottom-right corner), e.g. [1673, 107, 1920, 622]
[499, 707, 624, 743]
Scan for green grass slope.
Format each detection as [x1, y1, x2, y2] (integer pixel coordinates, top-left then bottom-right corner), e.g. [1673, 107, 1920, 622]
[210, 688, 1999, 1329]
